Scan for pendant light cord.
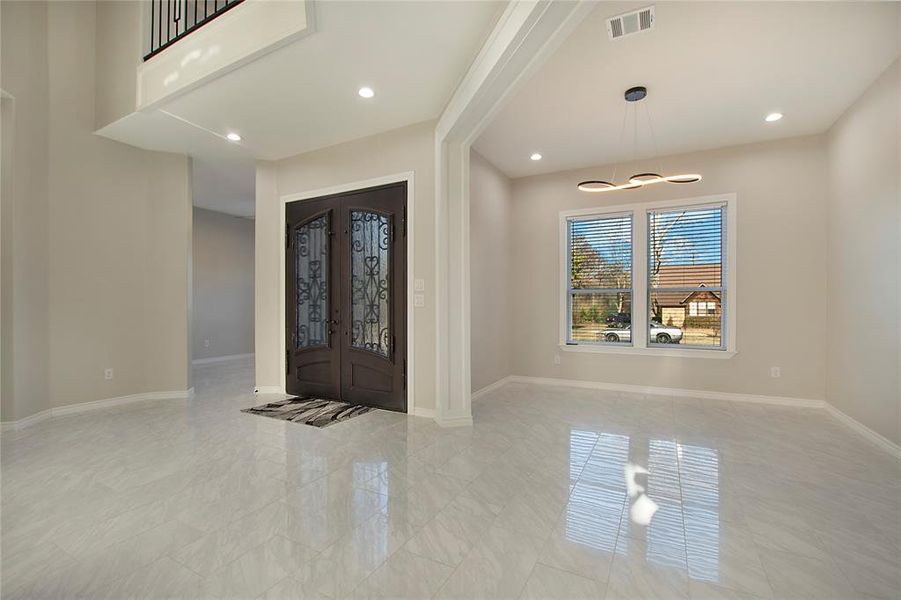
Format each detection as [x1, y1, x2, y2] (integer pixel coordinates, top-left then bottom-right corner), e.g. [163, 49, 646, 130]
[612, 99, 629, 183]
[644, 100, 663, 175]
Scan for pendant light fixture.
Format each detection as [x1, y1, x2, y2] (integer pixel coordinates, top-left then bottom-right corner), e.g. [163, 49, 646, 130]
[578, 86, 701, 193]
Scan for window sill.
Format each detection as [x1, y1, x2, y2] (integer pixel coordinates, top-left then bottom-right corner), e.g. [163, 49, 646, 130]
[559, 344, 737, 359]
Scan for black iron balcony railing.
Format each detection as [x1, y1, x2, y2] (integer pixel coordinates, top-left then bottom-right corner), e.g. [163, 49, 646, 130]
[144, 0, 246, 61]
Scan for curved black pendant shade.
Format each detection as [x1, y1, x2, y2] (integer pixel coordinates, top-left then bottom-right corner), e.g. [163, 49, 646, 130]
[577, 86, 702, 193]
[577, 180, 616, 192]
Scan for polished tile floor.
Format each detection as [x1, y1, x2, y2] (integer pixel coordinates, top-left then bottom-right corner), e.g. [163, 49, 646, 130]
[2, 358, 899, 599]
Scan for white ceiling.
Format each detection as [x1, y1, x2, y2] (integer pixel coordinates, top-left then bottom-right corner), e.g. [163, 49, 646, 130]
[102, 0, 503, 217]
[473, 2, 901, 178]
[163, 0, 503, 161]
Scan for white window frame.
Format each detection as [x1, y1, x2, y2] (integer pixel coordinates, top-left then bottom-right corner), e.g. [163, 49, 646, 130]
[559, 193, 737, 359]
[565, 211, 634, 347]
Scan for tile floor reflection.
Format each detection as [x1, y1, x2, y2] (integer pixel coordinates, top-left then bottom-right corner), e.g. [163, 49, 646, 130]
[1, 358, 899, 599]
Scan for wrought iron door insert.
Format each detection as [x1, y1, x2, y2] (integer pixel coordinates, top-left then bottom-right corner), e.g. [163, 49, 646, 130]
[285, 183, 406, 412]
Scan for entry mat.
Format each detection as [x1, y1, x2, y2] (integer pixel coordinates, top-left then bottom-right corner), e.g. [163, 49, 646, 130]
[241, 396, 374, 428]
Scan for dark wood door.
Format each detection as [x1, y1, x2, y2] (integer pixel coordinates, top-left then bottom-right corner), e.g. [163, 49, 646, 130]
[286, 199, 341, 400]
[286, 183, 406, 412]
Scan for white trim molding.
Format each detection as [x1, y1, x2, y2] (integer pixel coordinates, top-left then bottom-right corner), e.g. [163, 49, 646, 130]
[471, 375, 515, 402]
[433, 0, 595, 428]
[0, 388, 194, 432]
[823, 403, 901, 460]
[507, 375, 822, 408]
[559, 193, 737, 357]
[192, 353, 254, 366]
[475, 375, 900, 459]
[278, 172, 418, 415]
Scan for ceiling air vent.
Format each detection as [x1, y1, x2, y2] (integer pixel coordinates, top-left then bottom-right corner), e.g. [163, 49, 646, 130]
[607, 6, 655, 40]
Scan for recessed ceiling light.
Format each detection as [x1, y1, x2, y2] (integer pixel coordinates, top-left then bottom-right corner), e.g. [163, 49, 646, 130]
[765, 112, 783, 122]
[530, 153, 542, 161]
[358, 87, 375, 99]
[226, 132, 242, 142]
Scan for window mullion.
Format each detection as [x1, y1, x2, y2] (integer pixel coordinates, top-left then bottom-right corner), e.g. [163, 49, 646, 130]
[633, 210, 648, 350]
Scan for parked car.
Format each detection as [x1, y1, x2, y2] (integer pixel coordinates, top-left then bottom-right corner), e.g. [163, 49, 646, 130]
[600, 321, 683, 344]
[605, 312, 631, 326]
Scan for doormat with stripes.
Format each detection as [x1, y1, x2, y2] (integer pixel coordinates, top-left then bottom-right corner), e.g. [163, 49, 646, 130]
[241, 397, 374, 428]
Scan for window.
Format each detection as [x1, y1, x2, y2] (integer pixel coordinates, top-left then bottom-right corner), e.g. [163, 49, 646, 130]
[560, 195, 735, 356]
[649, 206, 725, 348]
[689, 301, 717, 317]
[566, 213, 632, 344]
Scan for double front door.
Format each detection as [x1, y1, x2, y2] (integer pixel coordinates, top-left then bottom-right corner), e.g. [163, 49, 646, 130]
[286, 183, 406, 412]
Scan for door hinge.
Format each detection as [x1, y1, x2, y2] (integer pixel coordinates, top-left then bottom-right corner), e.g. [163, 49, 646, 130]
[286, 349, 290, 375]
[286, 223, 291, 249]
[403, 358, 407, 389]
[402, 206, 407, 236]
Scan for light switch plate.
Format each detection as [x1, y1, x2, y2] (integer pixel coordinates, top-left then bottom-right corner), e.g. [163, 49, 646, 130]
[414, 279, 425, 292]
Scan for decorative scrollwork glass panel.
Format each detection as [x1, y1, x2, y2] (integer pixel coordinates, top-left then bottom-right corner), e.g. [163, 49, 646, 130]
[350, 210, 391, 357]
[295, 214, 329, 349]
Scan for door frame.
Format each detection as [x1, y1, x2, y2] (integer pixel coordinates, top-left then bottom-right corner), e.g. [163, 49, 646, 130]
[279, 172, 416, 414]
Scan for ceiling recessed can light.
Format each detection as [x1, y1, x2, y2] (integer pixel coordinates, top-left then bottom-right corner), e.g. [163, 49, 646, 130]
[358, 87, 375, 99]
[226, 132, 242, 142]
[530, 153, 542, 161]
[765, 112, 783, 122]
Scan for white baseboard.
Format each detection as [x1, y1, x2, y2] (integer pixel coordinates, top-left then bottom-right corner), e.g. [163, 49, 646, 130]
[506, 375, 824, 408]
[192, 353, 254, 366]
[823, 403, 901, 460]
[480, 375, 898, 459]
[0, 409, 54, 432]
[254, 386, 284, 395]
[0, 388, 194, 432]
[471, 376, 515, 402]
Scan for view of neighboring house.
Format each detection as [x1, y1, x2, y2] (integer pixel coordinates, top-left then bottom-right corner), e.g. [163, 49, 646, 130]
[653, 264, 722, 327]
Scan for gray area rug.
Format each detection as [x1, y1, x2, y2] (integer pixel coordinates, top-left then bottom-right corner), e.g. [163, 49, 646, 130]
[241, 397, 374, 428]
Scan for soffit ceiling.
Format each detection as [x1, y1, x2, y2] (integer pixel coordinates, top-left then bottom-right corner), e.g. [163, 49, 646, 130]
[103, 0, 504, 217]
[473, 1, 901, 178]
[162, 0, 503, 161]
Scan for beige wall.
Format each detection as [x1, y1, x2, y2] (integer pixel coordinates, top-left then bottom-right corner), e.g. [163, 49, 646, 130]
[193, 208, 255, 360]
[1, 1, 193, 422]
[94, 0, 141, 129]
[1, 0, 51, 422]
[469, 151, 513, 392]
[826, 59, 900, 445]
[507, 136, 828, 400]
[255, 121, 436, 411]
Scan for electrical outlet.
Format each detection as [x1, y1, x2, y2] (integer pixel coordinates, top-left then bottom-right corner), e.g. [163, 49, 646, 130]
[204, 339, 210, 348]
[553, 354, 561, 365]
[770, 367, 781, 378]
[413, 294, 425, 307]
[104, 368, 114, 380]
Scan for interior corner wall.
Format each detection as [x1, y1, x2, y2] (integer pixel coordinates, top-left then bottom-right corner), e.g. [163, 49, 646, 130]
[0, 0, 51, 423]
[46, 0, 192, 409]
[193, 207, 255, 361]
[469, 150, 513, 392]
[825, 58, 900, 445]
[0, 1, 193, 422]
[508, 135, 829, 401]
[254, 121, 436, 411]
